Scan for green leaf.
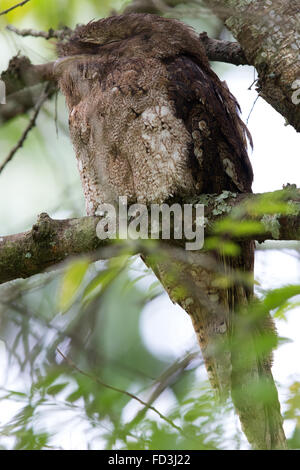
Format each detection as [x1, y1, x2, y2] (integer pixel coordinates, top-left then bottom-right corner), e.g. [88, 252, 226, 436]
[82, 267, 120, 304]
[205, 236, 241, 256]
[274, 301, 300, 320]
[66, 389, 83, 403]
[245, 191, 297, 216]
[47, 382, 69, 396]
[82, 255, 130, 305]
[217, 219, 265, 236]
[184, 405, 208, 422]
[263, 285, 300, 312]
[59, 258, 90, 312]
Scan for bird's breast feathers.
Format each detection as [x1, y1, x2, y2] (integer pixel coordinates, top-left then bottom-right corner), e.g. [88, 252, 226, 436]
[62, 53, 252, 215]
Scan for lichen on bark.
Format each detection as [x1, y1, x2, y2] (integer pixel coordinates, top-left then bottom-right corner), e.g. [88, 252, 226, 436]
[204, 0, 300, 131]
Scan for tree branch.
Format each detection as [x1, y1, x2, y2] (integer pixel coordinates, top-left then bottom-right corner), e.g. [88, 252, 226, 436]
[6, 24, 247, 66]
[1, 56, 55, 95]
[0, 35, 247, 125]
[199, 32, 248, 66]
[6, 24, 72, 40]
[0, 84, 53, 174]
[203, 0, 300, 131]
[0, 188, 299, 285]
[1, 1, 298, 131]
[56, 348, 187, 437]
[0, 0, 30, 16]
[0, 56, 56, 124]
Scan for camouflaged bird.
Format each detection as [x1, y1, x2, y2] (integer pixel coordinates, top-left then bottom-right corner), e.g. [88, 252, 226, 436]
[56, 13, 285, 449]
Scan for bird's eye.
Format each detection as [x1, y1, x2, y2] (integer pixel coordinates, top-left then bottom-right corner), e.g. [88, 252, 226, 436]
[78, 37, 121, 46]
[102, 39, 122, 46]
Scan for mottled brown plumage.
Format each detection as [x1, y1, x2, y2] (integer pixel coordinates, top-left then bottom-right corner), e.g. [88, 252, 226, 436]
[56, 14, 252, 211]
[56, 14, 285, 449]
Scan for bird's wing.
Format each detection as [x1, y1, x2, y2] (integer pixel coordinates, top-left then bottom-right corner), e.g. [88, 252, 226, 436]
[163, 54, 253, 194]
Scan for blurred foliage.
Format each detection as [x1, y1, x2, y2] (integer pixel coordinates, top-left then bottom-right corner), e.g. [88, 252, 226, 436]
[0, 239, 299, 449]
[0, 0, 299, 451]
[0, 253, 238, 450]
[0, 0, 131, 28]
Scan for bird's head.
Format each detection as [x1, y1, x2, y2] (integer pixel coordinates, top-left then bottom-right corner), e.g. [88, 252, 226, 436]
[56, 13, 205, 61]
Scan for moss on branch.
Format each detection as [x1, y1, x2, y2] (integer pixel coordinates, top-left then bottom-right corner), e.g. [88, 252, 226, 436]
[0, 188, 299, 285]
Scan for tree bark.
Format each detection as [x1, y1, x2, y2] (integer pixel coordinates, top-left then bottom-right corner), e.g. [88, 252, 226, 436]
[0, 188, 299, 285]
[0, 56, 55, 124]
[204, 0, 300, 131]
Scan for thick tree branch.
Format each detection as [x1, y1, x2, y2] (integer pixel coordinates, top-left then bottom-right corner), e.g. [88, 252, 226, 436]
[1, 57, 55, 96]
[0, 56, 56, 124]
[204, 0, 300, 131]
[0, 213, 107, 284]
[0, 188, 299, 285]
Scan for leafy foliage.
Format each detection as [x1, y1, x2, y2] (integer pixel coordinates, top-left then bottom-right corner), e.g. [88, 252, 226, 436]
[0, 253, 236, 449]
[0, 237, 299, 449]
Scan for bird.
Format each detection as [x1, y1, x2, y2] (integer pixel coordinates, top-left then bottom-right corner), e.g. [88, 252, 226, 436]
[55, 13, 285, 449]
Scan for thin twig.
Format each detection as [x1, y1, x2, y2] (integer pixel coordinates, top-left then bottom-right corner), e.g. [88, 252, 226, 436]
[248, 78, 258, 90]
[56, 348, 185, 435]
[128, 352, 201, 428]
[0, 0, 30, 16]
[6, 24, 72, 40]
[0, 85, 50, 175]
[246, 94, 260, 124]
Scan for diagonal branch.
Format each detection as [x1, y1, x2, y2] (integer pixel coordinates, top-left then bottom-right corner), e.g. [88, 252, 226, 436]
[203, 0, 300, 131]
[0, 84, 53, 174]
[0, 0, 30, 16]
[56, 348, 187, 436]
